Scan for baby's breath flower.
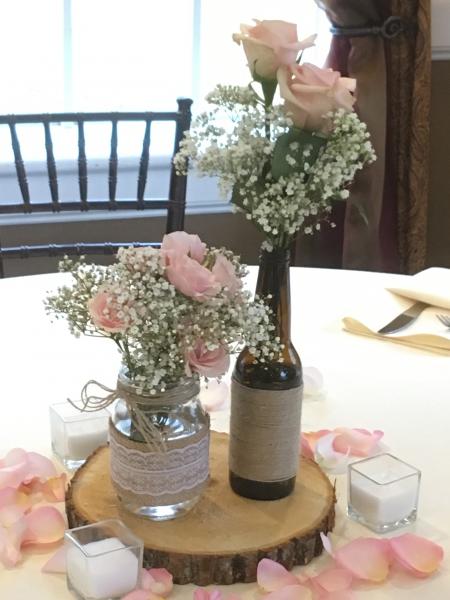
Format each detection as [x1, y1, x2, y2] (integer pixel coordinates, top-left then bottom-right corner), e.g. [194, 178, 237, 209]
[174, 87, 375, 248]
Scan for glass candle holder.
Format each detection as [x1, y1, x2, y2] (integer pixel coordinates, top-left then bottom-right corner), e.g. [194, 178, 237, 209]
[50, 401, 109, 470]
[65, 519, 143, 600]
[347, 453, 421, 533]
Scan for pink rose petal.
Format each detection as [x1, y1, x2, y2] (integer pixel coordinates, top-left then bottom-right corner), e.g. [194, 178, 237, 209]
[334, 538, 390, 583]
[315, 433, 350, 473]
[321, 592, 354, 600]
[42, 546, 67, 573]
[141, 568, 173, 596]
[389, 534, 444, 578]
[333, 428, 384, 457]
[0, 517, 28, 567]
[257, 558, 300, 591]
[0, 488, 31, 511]
[193, 589, 223, 600]
[320, 532, 334, 556]
[300, 430, 331, 460]
[23, 506, 65, 545]
[310, 567, 353, 593]
[264, 584, 312, 600]
[121, 591, 152, 600]
[22, 473, 67, 502]
[24, 452, 57, 481]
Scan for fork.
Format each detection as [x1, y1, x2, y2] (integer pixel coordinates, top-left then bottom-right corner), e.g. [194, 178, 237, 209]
[436, 314, 450, 328]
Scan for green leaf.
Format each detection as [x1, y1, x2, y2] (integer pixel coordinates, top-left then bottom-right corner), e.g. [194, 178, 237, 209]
[271, 128, 327, 180]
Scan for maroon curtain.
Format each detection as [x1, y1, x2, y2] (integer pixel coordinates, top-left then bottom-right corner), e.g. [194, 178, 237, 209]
[307, 0, 431, 274]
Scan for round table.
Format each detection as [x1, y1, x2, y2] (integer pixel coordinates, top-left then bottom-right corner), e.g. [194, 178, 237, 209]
[1, 268, 449, 599]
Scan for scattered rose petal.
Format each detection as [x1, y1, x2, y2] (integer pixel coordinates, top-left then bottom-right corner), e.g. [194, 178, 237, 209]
[121, 590, 153, 600]
[0, 487, 32, 510]
[257, 558, 300, 591]
[334, 538, 390, 583]
[264, 584, 312, 600]
[320, 532, 334, 556]
[0, 449, 58, 490]
[321, 592, 354, 600]
[23, 506, 65, 545]
[300, 430, 331, 460]
[142, 568, 173, 596]
[303, 366, 324, 397]
[24, 452, 58, 482]
[193, 589, 223, 600]
[199, 380, 229, 412]
[332, 428, 384, 457]
[389, 534, 444, 578]
[42, 546, 67, 573]
[22, 474, 67, 502]
[315, 433, 350, 473]
[0, 517, 27, 567]
[310, 567, 353, 593]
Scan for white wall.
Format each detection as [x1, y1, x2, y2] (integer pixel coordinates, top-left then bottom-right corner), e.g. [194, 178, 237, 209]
[432, 0, 450, 59]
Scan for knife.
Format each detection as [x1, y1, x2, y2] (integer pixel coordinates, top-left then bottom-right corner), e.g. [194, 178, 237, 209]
[377, 301, 428, 335]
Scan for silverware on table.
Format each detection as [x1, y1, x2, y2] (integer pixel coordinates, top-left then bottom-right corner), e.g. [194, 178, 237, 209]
[377, 301, 428, 335]
[436, 314, 450, 328]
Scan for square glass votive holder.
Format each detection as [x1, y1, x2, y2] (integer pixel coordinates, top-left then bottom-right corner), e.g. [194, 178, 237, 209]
[65, 519, 143, 600]
[347, 453, 421, 533]
[50, 401, 109, 470]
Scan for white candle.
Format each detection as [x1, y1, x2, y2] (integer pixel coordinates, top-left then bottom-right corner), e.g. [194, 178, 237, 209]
[67, 424, 108, 459]
[348, 453, 420, 529]
[67, 537, 139, 599]
[350, 473, 417, 524]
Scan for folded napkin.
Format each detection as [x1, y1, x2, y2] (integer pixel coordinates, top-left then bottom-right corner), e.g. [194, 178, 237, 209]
[343, 267, 450, 355]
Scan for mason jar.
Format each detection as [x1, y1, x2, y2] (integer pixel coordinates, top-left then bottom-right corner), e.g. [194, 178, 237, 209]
[110, 371, 210, 521]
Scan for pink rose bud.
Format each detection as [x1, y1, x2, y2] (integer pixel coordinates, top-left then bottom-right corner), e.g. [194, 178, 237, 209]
[212, 254, 242, 296]
[186, 341, 230, 378]
[165, 254, 221, 302]
[233, 20, 316, 80]
[161, 231, 206, 264]
[87, 291, 127, 333]
[278, 63, 356, 133]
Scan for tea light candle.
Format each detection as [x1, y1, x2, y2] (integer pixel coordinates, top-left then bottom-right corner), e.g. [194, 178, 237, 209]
[50, 401, 110, 469]
[348, 453, 421, 533]
[67, 538, 139, 599]
[65, 519, 143, 600]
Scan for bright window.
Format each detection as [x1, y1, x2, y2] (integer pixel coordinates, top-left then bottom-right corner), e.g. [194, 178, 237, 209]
[0, 1, 331, 204]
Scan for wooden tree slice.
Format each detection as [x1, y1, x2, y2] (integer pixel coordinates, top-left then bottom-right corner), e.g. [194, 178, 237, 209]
[66, 431, 335, 585]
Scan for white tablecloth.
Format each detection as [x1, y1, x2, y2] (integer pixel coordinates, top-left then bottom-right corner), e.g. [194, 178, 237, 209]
[1, 269, 449, 598]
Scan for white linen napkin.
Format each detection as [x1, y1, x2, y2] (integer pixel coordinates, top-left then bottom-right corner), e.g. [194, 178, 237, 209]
[342, 267, 450, 355]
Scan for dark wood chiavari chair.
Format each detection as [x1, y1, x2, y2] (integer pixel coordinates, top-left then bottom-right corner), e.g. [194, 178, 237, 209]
[0, 98, 192, 277]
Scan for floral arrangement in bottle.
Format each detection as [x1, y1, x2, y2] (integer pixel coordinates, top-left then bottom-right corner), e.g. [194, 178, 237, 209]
[174, 19, 376, 250]
[45, 232, 279, 394]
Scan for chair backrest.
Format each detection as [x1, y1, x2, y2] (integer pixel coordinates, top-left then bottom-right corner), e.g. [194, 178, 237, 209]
[0, 98, 192, 277]
[0, 97, 192, 228]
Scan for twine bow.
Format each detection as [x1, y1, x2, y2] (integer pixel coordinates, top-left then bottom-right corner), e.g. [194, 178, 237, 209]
[68, 380, 167, 452]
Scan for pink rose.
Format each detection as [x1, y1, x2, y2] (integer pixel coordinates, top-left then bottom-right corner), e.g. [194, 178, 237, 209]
[212, 254, 241, 296]
[278, 63, 356, 132]
[185, 341, 230, 378]
[165, 254, 220, 302]
[233, 20, 316, 80]
[88, 291, 127, 333]
[161, 231, 206, 264]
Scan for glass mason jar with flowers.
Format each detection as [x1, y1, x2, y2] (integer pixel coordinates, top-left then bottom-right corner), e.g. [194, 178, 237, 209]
[174, 20, 376, 500]
[46, 232, 279, 520]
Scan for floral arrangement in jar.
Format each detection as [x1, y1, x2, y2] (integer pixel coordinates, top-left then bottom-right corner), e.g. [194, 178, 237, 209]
[46, 231, 279, 520]
[46, 232, 278, 393]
